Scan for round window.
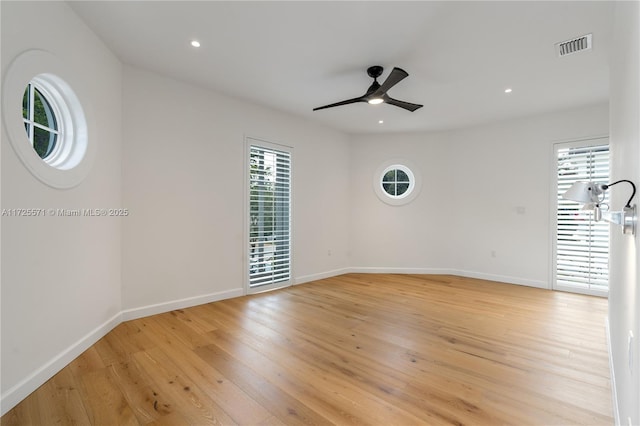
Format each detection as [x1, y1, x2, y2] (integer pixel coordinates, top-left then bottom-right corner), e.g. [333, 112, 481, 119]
[3, 50, 94, 188]
[373, 161, 421, 206]
[381, 165, 414, 198]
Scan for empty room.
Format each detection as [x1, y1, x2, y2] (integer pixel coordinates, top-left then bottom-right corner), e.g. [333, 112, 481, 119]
[1, 1, 639, 424]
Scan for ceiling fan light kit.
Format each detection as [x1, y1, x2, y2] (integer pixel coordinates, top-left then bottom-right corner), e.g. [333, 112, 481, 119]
[313, 66, 423, 112]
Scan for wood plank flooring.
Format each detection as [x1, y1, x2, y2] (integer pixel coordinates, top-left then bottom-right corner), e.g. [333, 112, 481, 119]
[2, 274, 612, 425]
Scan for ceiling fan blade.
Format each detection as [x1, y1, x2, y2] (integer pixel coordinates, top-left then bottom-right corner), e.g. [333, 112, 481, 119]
[385, 97, 423, 112]
[313, 96, 366, 111]
[373, 67, 409, 97]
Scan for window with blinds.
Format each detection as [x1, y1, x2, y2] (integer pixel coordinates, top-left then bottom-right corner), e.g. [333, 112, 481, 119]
[248, 142, 292, 292]
[554, 140, 609, 295]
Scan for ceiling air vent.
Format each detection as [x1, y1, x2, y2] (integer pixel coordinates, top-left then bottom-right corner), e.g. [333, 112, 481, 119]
[556, 33, 592, 57]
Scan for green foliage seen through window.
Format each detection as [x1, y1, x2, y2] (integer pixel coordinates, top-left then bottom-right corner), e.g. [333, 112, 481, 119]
[22, 84, 57, 159]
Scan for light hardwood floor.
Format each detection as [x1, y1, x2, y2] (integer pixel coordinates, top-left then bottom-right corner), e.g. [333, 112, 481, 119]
[2, 274, 612, 425]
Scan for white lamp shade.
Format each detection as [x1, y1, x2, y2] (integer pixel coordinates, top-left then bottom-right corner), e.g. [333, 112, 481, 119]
[562, 181, 602, 204]
[581, 202, 602, 220]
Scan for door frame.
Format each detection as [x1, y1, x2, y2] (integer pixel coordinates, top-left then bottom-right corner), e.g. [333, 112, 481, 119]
[244, 136, 294, 295]
[550, 135, 609, 297]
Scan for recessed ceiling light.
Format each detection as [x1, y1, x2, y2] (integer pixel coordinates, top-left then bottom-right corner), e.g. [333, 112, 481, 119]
[190, 40, 201, 48]
[504, 88, 513, 93]
[378, 120, 384, 124]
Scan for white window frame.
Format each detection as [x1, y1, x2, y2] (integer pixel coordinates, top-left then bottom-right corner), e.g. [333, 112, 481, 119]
[380, 164, 415, 198]
[244, 137, 293, 294]
[373, 160, 422, 206]
[23, 81, 62, 161]
[551, 137, 609, 297]
[2, 50, 94, 189]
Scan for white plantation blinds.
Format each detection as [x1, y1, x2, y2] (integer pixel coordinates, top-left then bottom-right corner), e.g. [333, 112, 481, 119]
[555, 142, 609, 293]
[249, 143, 292, 290]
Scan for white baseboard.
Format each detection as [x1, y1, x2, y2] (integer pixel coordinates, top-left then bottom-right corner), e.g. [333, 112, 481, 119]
[0, 311, 122, 416]
[451, 269, 549, 289]
[348, 267, 454, 275]
[121, 288, 244, 321]
[347, 267, 548, 289]
[295, 267, 352, 285]
[1, 288, 243, 416]
[606, 317, 621, 426]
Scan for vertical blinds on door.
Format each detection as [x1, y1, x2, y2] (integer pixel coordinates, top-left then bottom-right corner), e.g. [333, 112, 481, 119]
[249, 144, 291, 289]
[556, 143, 610, 291]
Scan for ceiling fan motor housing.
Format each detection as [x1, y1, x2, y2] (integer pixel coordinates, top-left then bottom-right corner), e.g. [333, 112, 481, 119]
[367, 65, 384, 79]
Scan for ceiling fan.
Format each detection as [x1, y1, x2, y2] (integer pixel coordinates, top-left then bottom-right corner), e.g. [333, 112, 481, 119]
[313, 66, 423, 112]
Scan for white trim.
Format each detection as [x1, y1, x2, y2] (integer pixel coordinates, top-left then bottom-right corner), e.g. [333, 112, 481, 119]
[295, 268, 353, 285]
[24, 80, 63, 161]
[0, 312, 122, 416]
[0, 287, 244, 415]
[606, 317, 621, 426]
[121, 288, 244, 321]
[2, 50, 95, 188]
[379, 164, 415, 199]
[243, 137, 250, 295]
[348, 267, 454, 275]
[548, 135, 609, 291]
[373, 159, 422, 206]
[553, 283, 608, 298]
[452, 269, 549, 289]
[348, 267, 548, 289]
[550, 137, 610, 296]
[244, 136, 294, 295]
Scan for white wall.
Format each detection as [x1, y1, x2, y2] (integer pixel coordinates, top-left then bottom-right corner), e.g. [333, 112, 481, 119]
[608, 1, 640, 424]
[1, 0, 632, 420]
[449, 106, 608, 286]
[349, 131, 456, 272]
[0, 3, 352, 412]
[121, 66, 351, 317]
[1, 1, 123, 413]
[349, 103, 609, 287]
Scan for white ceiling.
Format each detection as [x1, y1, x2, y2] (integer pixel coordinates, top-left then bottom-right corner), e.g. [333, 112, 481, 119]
[69, 1, 614, 134]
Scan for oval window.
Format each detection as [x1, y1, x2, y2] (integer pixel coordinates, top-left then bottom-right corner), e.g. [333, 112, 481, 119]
[23, 82, 60, 160]
[3, 49, 95, 189]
